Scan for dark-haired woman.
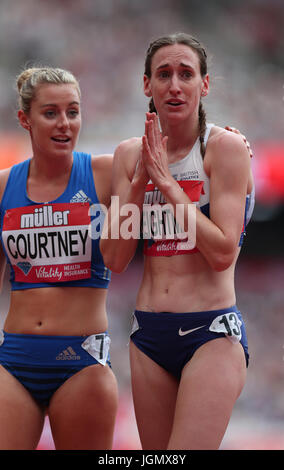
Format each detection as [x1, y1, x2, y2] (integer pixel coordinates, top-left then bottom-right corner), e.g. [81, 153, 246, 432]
[101, 33, 254, 450]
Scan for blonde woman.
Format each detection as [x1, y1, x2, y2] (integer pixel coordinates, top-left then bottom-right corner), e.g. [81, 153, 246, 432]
[0, 67, 118, 449]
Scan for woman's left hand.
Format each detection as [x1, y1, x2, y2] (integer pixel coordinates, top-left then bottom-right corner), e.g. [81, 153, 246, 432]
[225, 126, 253, 158]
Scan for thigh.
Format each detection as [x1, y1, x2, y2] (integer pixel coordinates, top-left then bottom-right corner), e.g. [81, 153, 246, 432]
[168, 337, 247, 450]
[48, 363, 118, 450]
[130, 340, 179, 450]
[0, 365, 45, 449]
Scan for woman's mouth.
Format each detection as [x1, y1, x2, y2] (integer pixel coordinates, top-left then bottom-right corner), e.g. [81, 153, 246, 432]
[166, 99, 185, 107]
[51, 136, 71, 143]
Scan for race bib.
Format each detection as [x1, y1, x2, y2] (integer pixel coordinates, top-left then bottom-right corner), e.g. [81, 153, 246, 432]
[143, 180, 204, 256]
[130, 312, 140, 336]
[2, 202, 92, 283]
[209, 312, 242, 344]
[81, 333, 110, 366]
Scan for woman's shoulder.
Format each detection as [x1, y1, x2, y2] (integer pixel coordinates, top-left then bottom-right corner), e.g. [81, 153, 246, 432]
[208, 125, 249, 151]
[113, 137, 142, 174]
[204, 126, 252, 178]
[206, 126, 250, 169]
[115, 136, 142, 157]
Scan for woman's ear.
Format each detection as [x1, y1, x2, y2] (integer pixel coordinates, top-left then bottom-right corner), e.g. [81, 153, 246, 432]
[143, 75, 152, 98]
[18, 110, 31, 131]
[201, 74, 209, 97]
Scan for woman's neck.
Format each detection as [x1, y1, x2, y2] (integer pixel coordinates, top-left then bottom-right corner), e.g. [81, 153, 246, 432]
[29, 151, 73, 182]
[26, 152, 74, 202]
[160, 117, 200, 164]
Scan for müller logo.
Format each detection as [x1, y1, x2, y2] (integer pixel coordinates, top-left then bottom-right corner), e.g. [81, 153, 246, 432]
[20, 205, 70, 228]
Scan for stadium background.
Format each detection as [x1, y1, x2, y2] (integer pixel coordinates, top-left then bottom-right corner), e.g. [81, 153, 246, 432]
[0, 0, 283, 449]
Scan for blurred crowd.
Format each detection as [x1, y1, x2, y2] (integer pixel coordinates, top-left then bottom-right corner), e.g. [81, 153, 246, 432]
[0, 0, 283, 143]
[0, 0, 283, 449]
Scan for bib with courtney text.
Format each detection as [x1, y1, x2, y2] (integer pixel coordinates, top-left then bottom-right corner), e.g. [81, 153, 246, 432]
[2, 202, 92, 283]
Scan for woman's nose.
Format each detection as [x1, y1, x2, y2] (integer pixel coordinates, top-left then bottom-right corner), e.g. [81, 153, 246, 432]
[169, 74, 181, 94]
[57, 113, 69, 129]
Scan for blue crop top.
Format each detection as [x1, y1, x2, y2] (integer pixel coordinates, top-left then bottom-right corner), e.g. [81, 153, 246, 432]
[0, 152, 111, 290]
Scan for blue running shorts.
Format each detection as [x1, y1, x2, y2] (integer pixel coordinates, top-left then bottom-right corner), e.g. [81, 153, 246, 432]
[0, 330, 111, 407]
[130, 305, 249, 379]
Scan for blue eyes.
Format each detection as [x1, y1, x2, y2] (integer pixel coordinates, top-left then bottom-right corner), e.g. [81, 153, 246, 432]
[68, 110, 79, 117]
[44, 110, 79, 118]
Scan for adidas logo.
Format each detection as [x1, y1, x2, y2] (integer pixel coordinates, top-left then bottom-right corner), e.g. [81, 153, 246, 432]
[70, 190, 91, 203]
[56, 346, 81, 361]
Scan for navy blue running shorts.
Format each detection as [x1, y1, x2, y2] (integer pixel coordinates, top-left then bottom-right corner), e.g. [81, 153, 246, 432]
[130, 305, 249, 379]
[0, 330, 111, 407]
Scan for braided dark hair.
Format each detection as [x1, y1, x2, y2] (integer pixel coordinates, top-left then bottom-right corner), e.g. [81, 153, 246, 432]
[144, 32, 208, 157]
[198, 102, 207, 158]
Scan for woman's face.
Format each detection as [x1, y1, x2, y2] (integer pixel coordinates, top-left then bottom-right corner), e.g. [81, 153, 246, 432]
[144, 43, 209, 123]
[19, 83, 81, 159]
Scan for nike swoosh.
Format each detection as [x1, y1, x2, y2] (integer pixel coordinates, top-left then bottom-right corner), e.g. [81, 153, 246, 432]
[178, 325, 206, 336]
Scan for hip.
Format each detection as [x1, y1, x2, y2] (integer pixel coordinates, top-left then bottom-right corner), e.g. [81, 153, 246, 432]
[130, 305, 249, 379]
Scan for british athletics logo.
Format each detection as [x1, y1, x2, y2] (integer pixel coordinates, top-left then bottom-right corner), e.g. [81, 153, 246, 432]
[2, 203, 92, 283]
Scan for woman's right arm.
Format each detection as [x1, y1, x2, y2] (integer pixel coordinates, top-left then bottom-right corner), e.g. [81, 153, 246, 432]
[0, 168, 10, 292]
[100, 138, 149, 273]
